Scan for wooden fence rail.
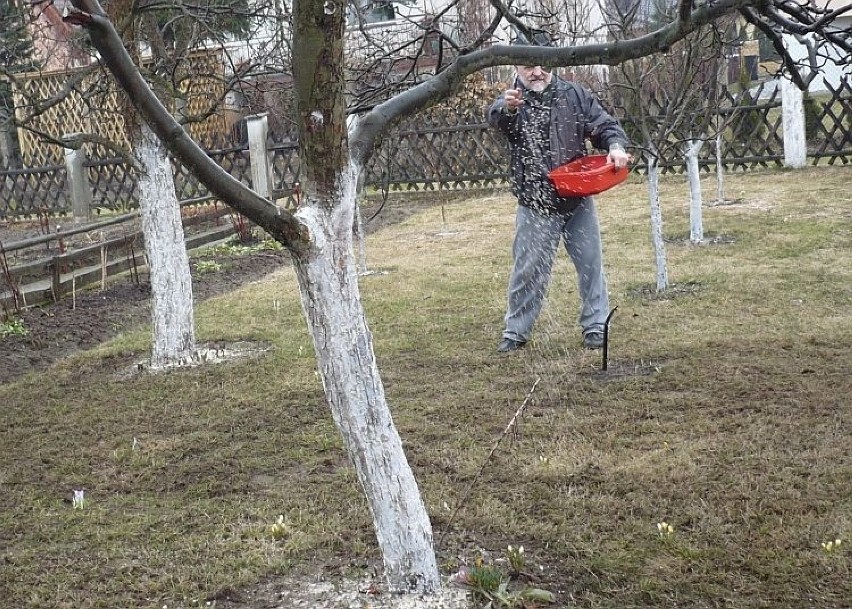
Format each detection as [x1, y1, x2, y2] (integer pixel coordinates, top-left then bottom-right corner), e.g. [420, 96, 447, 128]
[0, 205, 238, 310]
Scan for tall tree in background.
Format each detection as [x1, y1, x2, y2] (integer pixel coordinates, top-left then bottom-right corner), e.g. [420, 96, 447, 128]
[0, 0, 38, 168]
[64, 0, 852, 595]
[609, 1, 729, 289]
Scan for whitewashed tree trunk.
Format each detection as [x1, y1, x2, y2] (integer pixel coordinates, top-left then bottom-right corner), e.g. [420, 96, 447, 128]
[646, 151, 669, 292]
[135, 124, 196, 367]
[685, 139, 704, 243]
[715, 131, 726, 203]
[293, 161, 440, 594]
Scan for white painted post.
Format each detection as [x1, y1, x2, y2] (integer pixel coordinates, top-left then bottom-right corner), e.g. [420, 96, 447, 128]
[246, 113, 272, 200]
[62, 134, 93, 223]
[781, 79, 807, 168]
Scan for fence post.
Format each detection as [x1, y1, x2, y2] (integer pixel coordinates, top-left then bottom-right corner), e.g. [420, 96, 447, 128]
[781, 79, 807, 168]
[62, 134, 93, 223]
[246, 114, 272, 200]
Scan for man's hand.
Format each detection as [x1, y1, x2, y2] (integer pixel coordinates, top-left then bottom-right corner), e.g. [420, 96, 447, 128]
[503, 89, 524, 113]
[608, 147, 632, 170]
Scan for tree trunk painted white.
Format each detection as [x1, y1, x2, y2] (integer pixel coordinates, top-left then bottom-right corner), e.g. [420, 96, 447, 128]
[646, 151, 669, 292]
[781, 78, 807, 168]
[293, 161, 440, 594]
[715, 131, 726, 203]
[685, 139, 704, 243]
[135, 124, 196, 367]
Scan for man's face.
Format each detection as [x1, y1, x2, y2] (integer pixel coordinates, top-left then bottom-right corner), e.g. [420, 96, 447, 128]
[516, 65, 552, 93]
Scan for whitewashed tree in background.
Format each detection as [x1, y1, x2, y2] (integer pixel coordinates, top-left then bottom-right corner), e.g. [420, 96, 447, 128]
[135, 123, 197, 366]
[102, 0, 197, 368]
[609, 4, 729, 289]
[645, 147, 669, 290]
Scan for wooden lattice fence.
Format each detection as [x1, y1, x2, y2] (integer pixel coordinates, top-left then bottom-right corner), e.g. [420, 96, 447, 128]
[609, 79, 786, 173]
[807, 77, 852, 164]
[364, 79, 509, 191]
[3, 76, 852, 220]
[12, 66, 125, 167]
[715, 81, 785, 169]
[12, 50, 231, 167]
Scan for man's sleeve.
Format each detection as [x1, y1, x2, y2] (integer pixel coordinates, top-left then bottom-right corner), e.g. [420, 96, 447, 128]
[581, 88, 629, 151]
[488, 95, 517, 133]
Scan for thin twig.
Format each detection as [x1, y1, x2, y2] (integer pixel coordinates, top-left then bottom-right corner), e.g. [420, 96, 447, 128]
[0, 240, 23, 314]
[439, 376, 541, 546]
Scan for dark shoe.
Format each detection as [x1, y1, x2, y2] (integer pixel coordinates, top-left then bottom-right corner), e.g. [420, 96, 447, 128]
[583, 331, 604, 350]
[497, 338, 527, 353]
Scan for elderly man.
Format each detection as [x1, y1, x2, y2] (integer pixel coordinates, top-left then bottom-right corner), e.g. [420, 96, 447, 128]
[488, 37, 630, 352]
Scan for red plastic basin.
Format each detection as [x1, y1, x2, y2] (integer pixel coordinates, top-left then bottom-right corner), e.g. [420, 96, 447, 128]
[548, 154, 629, 197]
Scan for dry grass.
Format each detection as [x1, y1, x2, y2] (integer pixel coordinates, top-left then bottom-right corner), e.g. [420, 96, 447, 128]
[1, 166, 851, 608]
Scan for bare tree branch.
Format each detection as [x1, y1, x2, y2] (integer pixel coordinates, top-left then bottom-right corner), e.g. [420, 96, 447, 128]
[65, 0, 309, 251]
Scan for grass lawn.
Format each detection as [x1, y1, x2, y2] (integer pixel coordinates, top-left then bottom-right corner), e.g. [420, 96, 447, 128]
[1, 165, 851, 608]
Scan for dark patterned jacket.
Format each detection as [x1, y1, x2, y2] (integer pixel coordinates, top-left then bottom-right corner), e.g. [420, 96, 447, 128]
[488, 75, 628, 213]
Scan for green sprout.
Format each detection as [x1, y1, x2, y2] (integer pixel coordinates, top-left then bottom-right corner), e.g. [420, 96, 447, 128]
[194, 260, 222, 274]
[1, 318, 28, 338]
[452, 547, 554, 607]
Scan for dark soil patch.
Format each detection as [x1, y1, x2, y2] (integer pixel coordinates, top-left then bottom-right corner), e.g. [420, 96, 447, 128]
[0, 247, 290, 385]
[585, 358, 662, 380]
[627, 280, 704, 300]
[665, 232, 737, 245]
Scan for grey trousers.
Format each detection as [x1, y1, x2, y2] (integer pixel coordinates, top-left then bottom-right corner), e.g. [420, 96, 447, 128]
[503, 200, 610, 342]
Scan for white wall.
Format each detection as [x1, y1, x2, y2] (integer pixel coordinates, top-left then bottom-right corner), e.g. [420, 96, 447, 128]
[783, 15, 852, 92]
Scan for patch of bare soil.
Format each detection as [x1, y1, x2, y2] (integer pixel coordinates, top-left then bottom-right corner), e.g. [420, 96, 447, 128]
[0, 246, 290, 385]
